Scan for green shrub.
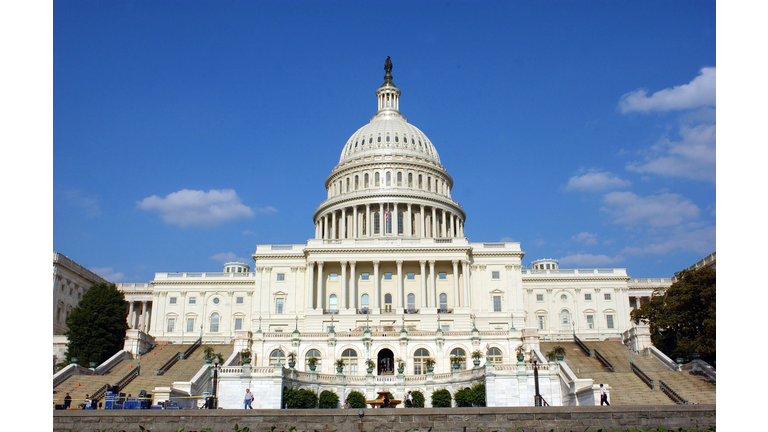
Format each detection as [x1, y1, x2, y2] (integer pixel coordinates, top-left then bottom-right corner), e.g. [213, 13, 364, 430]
[283, 387, 318, 409]
[318, 390, 339, 409]
[469, 382, 486, 407]
[347, 390, 367, 408]
[431, 388, 452, 408]
[411, 390, 425, 408]
[453, 387, 472, 407]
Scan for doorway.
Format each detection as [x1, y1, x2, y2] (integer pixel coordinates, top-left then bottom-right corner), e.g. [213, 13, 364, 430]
[377, 348, 394, 375]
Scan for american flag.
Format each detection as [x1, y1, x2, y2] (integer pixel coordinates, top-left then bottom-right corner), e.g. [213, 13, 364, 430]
[385, 203, 390, 225]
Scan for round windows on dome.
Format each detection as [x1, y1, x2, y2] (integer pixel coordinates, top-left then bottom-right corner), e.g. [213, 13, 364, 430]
[213, 297, 220, 305]
[560, 294, 567, 302]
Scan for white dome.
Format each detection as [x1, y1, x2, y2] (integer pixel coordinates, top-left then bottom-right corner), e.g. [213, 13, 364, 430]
[338, 112, 441, 165]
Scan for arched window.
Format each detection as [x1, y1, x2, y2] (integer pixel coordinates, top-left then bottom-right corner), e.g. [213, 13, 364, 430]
[398, 212, 404, 234]
[364, 173, 369, 188]
[450, 348, 467, 370]
[407, 294, 415, 311]
[386, 171, 391, 186]
[486, 347, 503, 364]
[375, 172, 380, 187]
[418, 174, 423, 189]
[395, 135, 399, 143]
[361, 294, 369, 312]
[386, 210, 392, 234]
[341, 349, 358, 374]
[346, 178, 350, 192]
[374, 213, 380, 234]
[269, 349, 285, 366]
[413, 348, 430, 375]
[384, 294, 392, 312]
[329, 294, 337, 313]
[439, 293, 448, 311]
[397, 172, 402, 186]
[210, 312, 219, 332]
[561, 310, 570, 329]
[355, 175, 359, 190]
[427, 177, 431, 191]
[408, 173, 413, 188]
[305, 349, 322, 372]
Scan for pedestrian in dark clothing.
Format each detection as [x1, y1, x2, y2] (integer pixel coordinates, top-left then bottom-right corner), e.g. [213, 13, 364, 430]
[600, 384, 610, 406]
[64, 393, 72, 409]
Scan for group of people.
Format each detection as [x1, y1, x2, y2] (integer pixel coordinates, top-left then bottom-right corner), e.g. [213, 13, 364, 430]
[341, 391, 415, 409]
[61, 392, 96, 410]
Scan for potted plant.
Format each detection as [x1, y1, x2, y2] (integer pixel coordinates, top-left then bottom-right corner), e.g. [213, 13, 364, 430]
[516, 345, 525, 362]
[396, 358, 405, 374]
[365, 358, 376, 374]
[240, 348, 252, 365]
[287, 351, 297, 369]
[203, 346, 215, 364]
[450, 355, 465, 371]
[424, 358, 436, 373]
[307, 356, 319, 372]
[471, 350, 483, 368]
[335, 358, 345, 373]
[546, 346, 566, 362]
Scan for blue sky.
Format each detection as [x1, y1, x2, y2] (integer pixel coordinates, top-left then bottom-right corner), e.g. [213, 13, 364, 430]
[52, 1, 716, 282]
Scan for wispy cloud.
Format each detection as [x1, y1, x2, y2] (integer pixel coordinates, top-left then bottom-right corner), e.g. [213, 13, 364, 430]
[242, 230, 257, 236]
[618, 67, 715, 113]
[90, 267, 125, 282]
[627, 123, 715, 182]
[566, 170, 631, 192]
[137, 189, 261, 227]
[500, 236, 515, 242]
[210, 252, 250, 264]
[571, 232, 598, 245]
[558, 253, 624, 267]
[61, 189, 101, 218]
[601, 191, 699, 227]
[621, 225, 715, 256]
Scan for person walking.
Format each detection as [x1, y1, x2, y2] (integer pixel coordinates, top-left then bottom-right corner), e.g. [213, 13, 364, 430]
[600, 384, 610, 406]
[244, 388, 254, 409]
[63, 393, 72, 409]
[405, 391, 413, 408]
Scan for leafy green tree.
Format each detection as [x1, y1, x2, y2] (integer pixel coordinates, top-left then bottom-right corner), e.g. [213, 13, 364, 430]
[346, 390, 366, 408]
[431, 388, 452, 407]
[469, 382, 486, 407]
[631, 267, 716, 365]
[283, 387, 318, 409]
[64, 282, 129, 365]
[411, 390, 425, 408]
[318, 390, 339, 409]
[453, 387, 472, 407]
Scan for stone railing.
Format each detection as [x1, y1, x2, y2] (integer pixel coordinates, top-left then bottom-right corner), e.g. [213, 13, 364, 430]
[155, 272, 255, 280]
[521, 268, 626, 276]
[631, 363, 654, 390]
[53, 364, 95, 388]
[680, 359, 716, 383]
[305, 237, 471, 248]
[646, 346, 678, 371]
[96, 350, 132, 375]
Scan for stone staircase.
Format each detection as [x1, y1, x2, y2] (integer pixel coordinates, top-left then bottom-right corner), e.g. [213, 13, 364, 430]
[54, 343, 233, 407]
[539, 341, 716, 405]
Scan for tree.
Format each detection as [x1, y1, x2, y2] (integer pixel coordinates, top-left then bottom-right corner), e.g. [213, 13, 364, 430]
[318, 390, 339, 408]
[431, 388, 452, 407]
[64, 282, 129, 365]
[346, 390, 366, 408]
[631, 267, 715, 365]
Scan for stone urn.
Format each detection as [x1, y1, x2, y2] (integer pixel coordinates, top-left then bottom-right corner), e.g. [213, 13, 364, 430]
[71, 357, 78, 365]
[205, 357, 212, 365]
[676, 358, 684, 365]
[243, 357, 251, 365]
[691, 353, 700, 360]
[473, 359, 481, 368]
[451, 363, 460, 371]
[427, 366, 434, 373]
[288, 361, 296, 369]
[337, 366, 343, 373]
[367, 367, 374, 375]
[309, 364, 317, 372]
[556, 354, 564, 362]
[397, 366, 405, 374]
[89, 361, 97, 369]
[517, 354, 525, 362]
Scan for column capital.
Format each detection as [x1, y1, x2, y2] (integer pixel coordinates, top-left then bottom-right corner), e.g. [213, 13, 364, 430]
[340, 260, 348, 266]
[419, 260, 427, 266]
[428, 260, 436, 265]
[462, 260, 471, 266]
[349, 260, 356, 266]
[452, 259, 459, 266]
[307, 261, 315, 267]
[505, 265, 513, 271]
[372, 260, 380, 267]
[290, 266, 299, 272]
[396, 260, 403, 267]
[574, 288, 582, 293]
[263, 266, 272, 272]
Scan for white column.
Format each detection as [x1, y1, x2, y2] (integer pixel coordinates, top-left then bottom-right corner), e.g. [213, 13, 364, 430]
[396, 260, 404, 309]
[431, 207, 437, 238]
[379, 203, 384, 236]
[366, 204, 371, 237]
[353, 206, 358, 238]
[420, 205, 425, 237]
[262, 267, 272, 314]
[419, 260, 427, 309]
[505, 265, 514, 312]
[128, 301, 135, 329]
[373, 260, 380, 309]
[350, 261, 357, 309]
[324, 214, 330, 239]
[393, 202, 399, 235]
[452, 260, 460, 308]
[462, 260, 471, 309]
[460, 220, 464, 237]
[340, 261, 348, 310]
[407, 203, 413, 236]
[331, 211, 337, 240]
[341, 208, 347, 239]
[254, 266, 263, 316]
[140, 301, 147, 331]
[316, 261, 324, 311]
[306, 262, 314, 312]
[429, 260, 436, 308]
[441, 209, 446, 238]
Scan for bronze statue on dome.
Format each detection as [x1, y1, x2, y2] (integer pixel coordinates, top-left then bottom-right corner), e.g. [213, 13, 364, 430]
[384, 56, 392, 74]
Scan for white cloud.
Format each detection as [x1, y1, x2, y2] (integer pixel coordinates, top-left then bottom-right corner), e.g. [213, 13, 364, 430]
[558, 253, 624, 267]
[137, 189, 258, 227]
[565, 170, 631, 192]
[621, 226, 715, 256]
[627, 123, 715, 182]
[500, 236, 515, 242]
[600, 191, 700, 227]
[90, 267, 125, 282]
[618, 67, 715, 113]
[533, 238, 546, 247]
[571, 232, 598, 245]
[61, 189, 101, 218]
[210, 252, 250, 264]
[242, 230, 257, 236]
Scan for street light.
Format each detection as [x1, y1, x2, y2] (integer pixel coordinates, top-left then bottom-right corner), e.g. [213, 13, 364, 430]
[211, 356, 220, 409]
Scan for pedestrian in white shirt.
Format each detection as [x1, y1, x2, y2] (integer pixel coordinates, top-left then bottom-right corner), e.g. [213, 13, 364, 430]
[244, 388, 254, 409]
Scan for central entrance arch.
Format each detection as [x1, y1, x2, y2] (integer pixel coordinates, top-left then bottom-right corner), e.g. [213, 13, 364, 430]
[377, 348, 394, 375]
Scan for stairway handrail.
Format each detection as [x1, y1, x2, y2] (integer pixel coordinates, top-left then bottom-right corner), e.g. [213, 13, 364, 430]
[630, 362, 654, 390]
[534, 394, 550, 406]
[573, 334, 592, 357]
[182, 337, 202, 360]
[659, 379, 688, 404]
[91, 383, 110, 402]
[593, 349, 615, 372]
[156, 352, 181, 376]
[115, 364, 140, 390]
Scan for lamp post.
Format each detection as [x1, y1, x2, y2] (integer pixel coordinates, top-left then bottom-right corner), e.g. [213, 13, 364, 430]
[211, 356, 220, 409]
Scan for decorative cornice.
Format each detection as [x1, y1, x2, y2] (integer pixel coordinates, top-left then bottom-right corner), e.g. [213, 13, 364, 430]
[521, 276, 630, 283]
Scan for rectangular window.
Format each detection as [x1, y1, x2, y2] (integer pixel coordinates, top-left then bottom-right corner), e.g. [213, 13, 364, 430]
[586, 315, 594, 329]
[604, 293, 612, 301]
[330, 273, 338, 281]
[407, 272, 415, 279]
[236, 297, 243, 304]
[492, 271, 500, 280]
[361, 273, 369, 280]
[438, 272, 447, 280]
[537, 316, 545, 330]
[327, 326, 335, 333]
[170, 297, 177, 305]
[384, 272, 392, 280]
[441, 325, 450, 332]
[235, 318, 242, 330]
[584, 293, 592, 301]
[274, 329, 283, 333]
[69, 288, 73, 296]
[606, 315, 614, 329]
[277, 273, 285, 282]
[536, 294, 544, 302]
[276, 298, 284, 314]
[189, 297, 196, 304]
[167, 318, 175, 332]
[187, 318, 195, 332]
[493, 296, 501, 312]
